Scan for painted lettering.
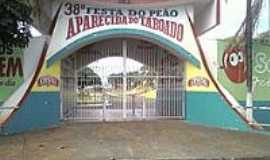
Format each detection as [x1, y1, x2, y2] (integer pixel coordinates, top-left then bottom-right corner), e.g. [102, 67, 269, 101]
[66, 17, 76, 39]
[188, 76, 210, 87]
[38, 75, 59, 87]
[255, 52, 270, 74]
[0, 57, 23, 77]
[65, 10, 184, 42]
[253, 76, 270, 88]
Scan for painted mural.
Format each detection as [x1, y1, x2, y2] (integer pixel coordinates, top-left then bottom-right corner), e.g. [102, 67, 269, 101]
[0, 46, 24, 104]
[218, 35, 270, 102]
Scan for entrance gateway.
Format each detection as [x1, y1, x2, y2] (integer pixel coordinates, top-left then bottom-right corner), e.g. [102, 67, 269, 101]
[61, 39, 185, 121]
[45, 2, 203, 122]
[4, 1, 250, 135]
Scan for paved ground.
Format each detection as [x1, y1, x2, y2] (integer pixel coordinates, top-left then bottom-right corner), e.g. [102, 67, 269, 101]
[1, 120, 270, 160]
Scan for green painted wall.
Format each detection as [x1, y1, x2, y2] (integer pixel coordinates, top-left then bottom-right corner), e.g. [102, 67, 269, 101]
[0, 47, 24, 104]
[217, 38, 270, 128]
[217, 40, 270, 101]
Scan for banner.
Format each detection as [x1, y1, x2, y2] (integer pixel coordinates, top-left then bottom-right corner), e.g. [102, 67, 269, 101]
[0, 46, 24, 103]
[46, 2, 201, 63]
[218, 39, 270, 101]
[186, 63, 216, 92]
[32, 61, 60, 92]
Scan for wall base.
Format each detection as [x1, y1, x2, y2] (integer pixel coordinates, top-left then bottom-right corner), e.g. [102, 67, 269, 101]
[0, 92, 60, 135]
[186, 91, 252, 131]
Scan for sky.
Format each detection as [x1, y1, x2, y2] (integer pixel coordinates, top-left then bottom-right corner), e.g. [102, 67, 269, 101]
[203, 0, 269, 40]
[88, 57, 143, 76]
[30, 26, 42, 37]
[88, 57, 143, 86]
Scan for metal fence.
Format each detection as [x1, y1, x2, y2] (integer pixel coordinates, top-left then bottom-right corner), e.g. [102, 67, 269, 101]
[61, 39, 185, 121]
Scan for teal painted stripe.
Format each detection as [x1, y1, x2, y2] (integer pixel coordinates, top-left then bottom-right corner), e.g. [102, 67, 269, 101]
[1, 92, 60, 135]
[240, 101, 270, 130]
[185, 92, 251, 131]
[47, 28, 201, 68]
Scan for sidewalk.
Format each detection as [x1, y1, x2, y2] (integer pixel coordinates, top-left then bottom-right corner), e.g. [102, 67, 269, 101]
[1, 120, 270, 160]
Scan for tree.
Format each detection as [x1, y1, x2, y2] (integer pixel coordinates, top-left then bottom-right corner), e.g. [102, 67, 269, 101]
[0, 0, 32, 52]
[78, 67, 102, 89]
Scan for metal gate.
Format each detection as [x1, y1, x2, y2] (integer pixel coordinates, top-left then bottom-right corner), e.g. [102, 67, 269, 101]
[61, 39, 185, 121]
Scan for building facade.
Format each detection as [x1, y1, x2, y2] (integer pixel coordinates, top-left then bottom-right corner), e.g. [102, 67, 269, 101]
[0, 0, 259, 134]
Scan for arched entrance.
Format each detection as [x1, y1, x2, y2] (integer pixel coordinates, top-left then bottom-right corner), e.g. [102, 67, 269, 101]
[61, 38, 185, 121]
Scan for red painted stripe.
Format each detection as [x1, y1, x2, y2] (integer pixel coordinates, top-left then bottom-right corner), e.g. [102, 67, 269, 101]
[48, 3, 63, 35]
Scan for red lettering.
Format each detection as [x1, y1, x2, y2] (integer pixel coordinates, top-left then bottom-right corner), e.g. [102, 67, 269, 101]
[83, 15, 91, 31]
[164, 21, 170, 36]
[66, 15, 184, 42]
[140, 17, 184, 42]
[170, 22, 177, 38]
[122, 16, 128, 24]
[105, 16, 111, 25]
[66, 18, 76, 39]
[159, 19, 164, 31]
[75, 16, 83, 33]
[146, 17, 152, 28]
[176, 24, 184, 41]
[99, 15, 105, 26]
[116, 16, 122, 24]
[92, 15, 98, 27]
[153, 18, 159, 30]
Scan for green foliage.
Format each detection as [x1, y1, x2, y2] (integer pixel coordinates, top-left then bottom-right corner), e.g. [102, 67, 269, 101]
[0, 0, 32, 50]
[78, 68, 102, 89]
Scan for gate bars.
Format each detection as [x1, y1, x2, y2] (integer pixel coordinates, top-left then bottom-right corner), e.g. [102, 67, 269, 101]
[61, 39, 185, 121]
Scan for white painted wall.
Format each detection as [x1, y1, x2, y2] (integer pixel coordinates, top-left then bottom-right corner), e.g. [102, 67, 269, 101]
[23, 36, 48, 80]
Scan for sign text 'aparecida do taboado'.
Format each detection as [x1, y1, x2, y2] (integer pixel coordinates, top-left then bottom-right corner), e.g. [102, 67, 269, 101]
[47, 2, 192, 59]
[65, 3, 184, 41]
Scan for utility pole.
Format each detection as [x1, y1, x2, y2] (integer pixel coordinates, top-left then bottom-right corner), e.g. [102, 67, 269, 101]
[269, 0, 270, 30]
[245, 0, 253, 123]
